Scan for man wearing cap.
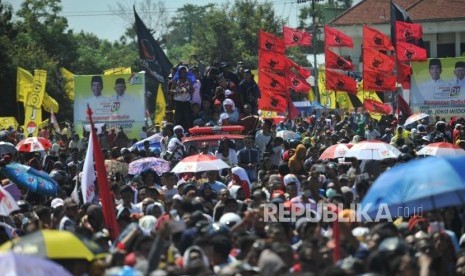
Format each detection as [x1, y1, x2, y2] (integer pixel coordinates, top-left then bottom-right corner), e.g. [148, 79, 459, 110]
[111, 78, 127, 101]
[414, 59, 449, 104]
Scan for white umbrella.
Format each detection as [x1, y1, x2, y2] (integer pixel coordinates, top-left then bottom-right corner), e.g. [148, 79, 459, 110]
[344, 140, 401, 160]
[16, 137, 52, 152]
[0, 252, 72, 276]
[404, 113, 429, 126]
[0, 185, 19, 216]
[171, 154, 230, 173]
[417, 142, 465, 156]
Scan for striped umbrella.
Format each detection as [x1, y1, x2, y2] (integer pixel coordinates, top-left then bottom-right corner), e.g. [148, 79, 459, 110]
[16, 137, 52, 152]
[319, 143, 352, 160]
[404, 113, 429, 126]
[171, 154, 230, 173]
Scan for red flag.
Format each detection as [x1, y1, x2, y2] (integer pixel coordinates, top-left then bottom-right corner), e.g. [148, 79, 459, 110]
[363, 99, 392, 115]
[288, 100, 299, 119]
[396, 42, 427, 61]
[283, 26, 312, 47]
[286, 57, 311, 79]
[325, 69, 357, 95]
[258, 93, 287, 112]
[397, 94, 412, 117]
[86, 105, 120, 240]
[363, 47, 395, 74]
[363, 25, 394, 51]
[396, 21, 423, 42]
[287, 71, 312, 93]
[258, 70, 287, 93]
[363, 69, 397, 91]
[325, 48, 354, 71]
[259, 50, 287, 71]
[259, 30, 285, 54]
[325, 26, 353, 48]
[397, 62, 412, 89]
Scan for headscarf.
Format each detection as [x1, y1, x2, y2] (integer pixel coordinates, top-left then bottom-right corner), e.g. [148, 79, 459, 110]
[183, 245, 210, 270]
[283, 174, 302, 196]
[229, 166, 251, 199]
[288, 144, 306, 174]
[223, 98, 236, 111]
[172, 66, 196, 84]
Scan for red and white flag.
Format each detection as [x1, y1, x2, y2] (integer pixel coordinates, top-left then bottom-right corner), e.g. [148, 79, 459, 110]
[50, 111, 60, 134]
[81, 131, 95, 204]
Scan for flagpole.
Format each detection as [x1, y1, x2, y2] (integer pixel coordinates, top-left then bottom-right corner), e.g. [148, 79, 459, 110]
[312, 0, 320, 103]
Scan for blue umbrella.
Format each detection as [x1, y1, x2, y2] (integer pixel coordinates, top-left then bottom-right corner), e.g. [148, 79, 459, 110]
[0, 162, 58, 196]
[360, 156, 465, 220]
[130, 133, 162, 152]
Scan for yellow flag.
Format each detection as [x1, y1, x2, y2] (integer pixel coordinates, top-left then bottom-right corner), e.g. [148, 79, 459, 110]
[60, 67, 75, 100]
[0, 117, 19, 130]
[260, 110, 278, 119]
[23, 70, 46, 137]
[42, 93, 60, 113]
[104, 67, 132, 75]
[318, 68, 336, 109]
[38, 118, 49, 130]
[356, 80, 383, 121]
[154, 85, 166, 124]
[307, 89, 315, 102]
[16, 67, 33, 103]
[336, 91, 354, 110]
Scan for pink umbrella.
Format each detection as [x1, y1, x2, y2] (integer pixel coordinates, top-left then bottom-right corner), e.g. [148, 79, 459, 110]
[416, 142, 465, 156]
[319, 144, 352, 160]
[171, 154, 230, 173]
[16, 137, 52, 152]
[344, 140, 401, 160]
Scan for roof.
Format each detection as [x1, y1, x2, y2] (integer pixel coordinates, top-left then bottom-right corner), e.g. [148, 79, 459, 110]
[330, 0, 465, 26]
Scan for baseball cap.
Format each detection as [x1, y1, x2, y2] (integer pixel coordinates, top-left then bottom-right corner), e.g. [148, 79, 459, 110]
[51, 198, 64, 209]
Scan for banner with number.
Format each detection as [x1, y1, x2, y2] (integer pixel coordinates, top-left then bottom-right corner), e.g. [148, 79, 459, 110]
[73, 73, 146, 139]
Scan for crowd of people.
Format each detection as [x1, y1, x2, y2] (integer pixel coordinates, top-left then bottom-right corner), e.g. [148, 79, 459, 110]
[1, 62, 465, 275]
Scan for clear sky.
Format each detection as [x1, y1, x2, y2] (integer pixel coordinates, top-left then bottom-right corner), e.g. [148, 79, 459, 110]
[6, 0, 308, 42]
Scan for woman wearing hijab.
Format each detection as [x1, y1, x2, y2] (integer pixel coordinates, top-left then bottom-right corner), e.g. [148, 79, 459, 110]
[220, 98, 239, 124]
[228, 166, 251, 199]
[288, 144, 307, 175]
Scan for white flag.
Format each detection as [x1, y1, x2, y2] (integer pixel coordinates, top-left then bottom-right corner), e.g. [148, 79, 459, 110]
[81, 132, 96, 203]
[0, 185, 20, 216]
[50, 111, 60, 133]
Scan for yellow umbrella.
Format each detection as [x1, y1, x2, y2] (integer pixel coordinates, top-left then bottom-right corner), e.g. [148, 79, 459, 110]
[0, 230, 106, 261]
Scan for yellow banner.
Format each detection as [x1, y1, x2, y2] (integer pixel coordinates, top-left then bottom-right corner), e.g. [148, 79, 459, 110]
[356, 80, 383, 120]
[16, 67, 33, 103]
[42, 93, 59, 113]
[60, 67, 74, 100]
[23, 70, 46, 137]
[103, 67, 132, 75]
[0, 117, 19, 130]
[154, 84, 166, 124]
[318, 69, 336, 109]
[260, 110, 278, 118]
[38, 118, 49, 130]
[336, 91, 354, 110]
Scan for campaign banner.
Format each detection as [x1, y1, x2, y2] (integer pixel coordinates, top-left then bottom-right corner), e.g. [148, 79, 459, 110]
[411, 57, 465, 107]
[74, 73, 146, 139]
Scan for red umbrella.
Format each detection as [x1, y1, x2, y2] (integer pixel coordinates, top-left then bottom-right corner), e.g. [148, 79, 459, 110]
[319, 144, 352, 160]
[416, 142, 465, 156]
[16, 137, 52, 152]
[171, 154, 230, 173]
[344, 140, 401, 160]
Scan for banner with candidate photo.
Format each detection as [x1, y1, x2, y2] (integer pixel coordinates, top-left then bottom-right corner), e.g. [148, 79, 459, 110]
[410, 57, 465, 118]
[74, 73, 146, 139]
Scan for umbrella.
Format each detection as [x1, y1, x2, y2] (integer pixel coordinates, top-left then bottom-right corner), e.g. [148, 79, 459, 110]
[3, 183, 22, 201]
[0, 162, 58, 196]
[360, 156, 465, 220]
[276, 130, 301, 141]
[416, 142, 465, 156]
[129, 157, 171, 175]
[0, 142, 17, 156]
[0, 185, 20, 216]
[319, 144, 352, 160]
[105, 159, 128, 176]
[171, 154, 230, 173]
[404, 113, 429, 126]
[0, 230, 106, 261]
[16, 137, 52, 152]
[0, 252, 72, 276]
[344, 140, 401, 160]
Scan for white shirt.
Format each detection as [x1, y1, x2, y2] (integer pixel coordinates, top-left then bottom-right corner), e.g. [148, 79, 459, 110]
[215, 149, 238, 166]
[413, 78, 451, 105]
[191, 79, 202, 106]
[255, 130, 272, 159]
